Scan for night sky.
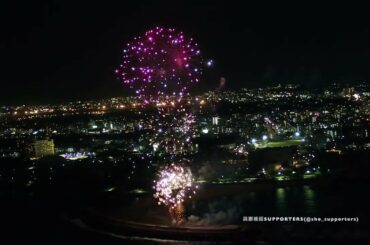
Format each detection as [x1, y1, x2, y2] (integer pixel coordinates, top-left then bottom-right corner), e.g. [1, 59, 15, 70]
[1, 1, 370, 105]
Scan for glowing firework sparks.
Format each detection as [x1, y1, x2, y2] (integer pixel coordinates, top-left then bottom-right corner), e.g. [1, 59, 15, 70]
[116, 27, 203, 96]
[116, 28, 203, 223]
[149, 111, 196, 156]
[153, 163, 197, 208]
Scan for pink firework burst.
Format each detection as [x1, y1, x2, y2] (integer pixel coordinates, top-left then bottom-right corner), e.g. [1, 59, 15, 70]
[116, 27, 203, 96]
[153, 163, 198, 208]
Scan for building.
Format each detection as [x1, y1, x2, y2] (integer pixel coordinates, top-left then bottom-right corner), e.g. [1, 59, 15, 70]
[33, 139, 55, 158]
[212, 116, 219, 125]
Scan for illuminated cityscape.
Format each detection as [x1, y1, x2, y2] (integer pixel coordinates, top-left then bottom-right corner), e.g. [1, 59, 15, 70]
[1, 83, 369, 160]
[1, 83, 369, 190]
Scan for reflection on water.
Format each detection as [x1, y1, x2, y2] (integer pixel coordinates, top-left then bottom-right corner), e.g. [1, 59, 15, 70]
[191, 185, 322, 224]
[274, 186, 317, 216]
[303, 186, 316, 215]
[244, 186, 318, 217]
[190, 183, 370, 225]
[276, 188, 287, 215]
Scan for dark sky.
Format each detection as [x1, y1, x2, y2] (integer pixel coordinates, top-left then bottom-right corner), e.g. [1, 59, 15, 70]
[1, 1, 370, 105]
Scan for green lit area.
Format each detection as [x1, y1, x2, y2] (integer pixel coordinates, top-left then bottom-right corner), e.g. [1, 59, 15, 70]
[129, 189, 148, 194]
[254, 139, 304, 149]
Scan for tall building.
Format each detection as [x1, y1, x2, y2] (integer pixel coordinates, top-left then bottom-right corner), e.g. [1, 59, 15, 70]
[212, 116, 219, 125]
[33, 139, 55, 158]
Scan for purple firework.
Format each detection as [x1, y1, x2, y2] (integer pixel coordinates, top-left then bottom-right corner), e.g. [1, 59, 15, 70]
[116, 27, 203, 96]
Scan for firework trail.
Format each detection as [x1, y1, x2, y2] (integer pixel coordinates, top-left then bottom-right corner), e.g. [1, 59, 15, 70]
[117, 27, 203, 223]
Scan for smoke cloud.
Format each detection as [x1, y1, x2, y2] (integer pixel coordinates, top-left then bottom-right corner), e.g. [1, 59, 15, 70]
[187, 197, 243, 225]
